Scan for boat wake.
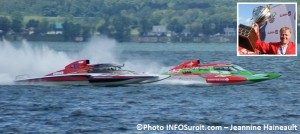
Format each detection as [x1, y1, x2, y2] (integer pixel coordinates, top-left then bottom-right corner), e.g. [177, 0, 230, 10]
[0, 37, 170, 85]
[0, 40, 72, 85]
[157, 78, 209, 86]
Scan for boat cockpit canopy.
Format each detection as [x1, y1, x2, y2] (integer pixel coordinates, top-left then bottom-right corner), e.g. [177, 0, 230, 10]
[214, 65, 247, 72]
[89, 64, 124, 73]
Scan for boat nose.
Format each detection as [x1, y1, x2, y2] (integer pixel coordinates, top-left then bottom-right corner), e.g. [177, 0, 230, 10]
[266, 73, 281, 79]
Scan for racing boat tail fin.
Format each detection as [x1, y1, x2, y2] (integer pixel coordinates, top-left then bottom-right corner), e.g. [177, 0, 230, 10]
[46, 60, 92, 76]
[170, 59, 200, 71]
[63, 59, 92, 74]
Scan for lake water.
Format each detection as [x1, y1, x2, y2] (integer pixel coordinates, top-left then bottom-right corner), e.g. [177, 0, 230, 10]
[0, 37, 299, 133]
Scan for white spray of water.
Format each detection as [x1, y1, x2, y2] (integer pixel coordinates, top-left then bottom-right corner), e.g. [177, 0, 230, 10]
[158, 79, 208, 86]
[76, 36, 169, 74]
[0, 40, 72, 84]
[75, 37, 118, 63]
[0, 37, 204, 86]
[122, 60, 169, 74]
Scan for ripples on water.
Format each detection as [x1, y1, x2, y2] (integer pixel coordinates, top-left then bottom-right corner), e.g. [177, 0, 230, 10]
[0, 41, 299, 133]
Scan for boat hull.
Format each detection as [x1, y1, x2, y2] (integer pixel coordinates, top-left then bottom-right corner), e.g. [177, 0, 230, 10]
[167, 73, 278, 85]
[15, 74, 170, 86]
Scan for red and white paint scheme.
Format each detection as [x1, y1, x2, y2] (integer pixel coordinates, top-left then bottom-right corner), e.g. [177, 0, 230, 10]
[15, 60, 169, 86]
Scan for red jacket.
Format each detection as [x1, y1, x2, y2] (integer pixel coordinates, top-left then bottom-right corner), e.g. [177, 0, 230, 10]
[256, 40, 296, 55]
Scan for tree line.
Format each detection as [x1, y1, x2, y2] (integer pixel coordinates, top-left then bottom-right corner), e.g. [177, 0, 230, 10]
[0, 14, 91, 41]
[1, 0, 238, 41]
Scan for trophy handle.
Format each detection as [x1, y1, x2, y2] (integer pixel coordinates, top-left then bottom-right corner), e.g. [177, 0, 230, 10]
[238, 24, 258, 52]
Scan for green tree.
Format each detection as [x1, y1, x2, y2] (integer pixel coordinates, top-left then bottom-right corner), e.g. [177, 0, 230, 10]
[11, 12, 24, 33]
[41, 4, 59, 16]
[97, 16, 110, 36]
[26, 19, 40, 28]
[97, 15, 131, 41]
[167, 19, 185, 34]
[38, 19, 48, 33]
[11, 20, 23, 33]
[110, 15, 130, 41]
[82, 26, 91, 41]
[63, 21, 81, 41]
[188, 23, 203, 36]
[0, 16, 11, 34]
[0, 0, 249, 41]
[138, 18, 153, 36]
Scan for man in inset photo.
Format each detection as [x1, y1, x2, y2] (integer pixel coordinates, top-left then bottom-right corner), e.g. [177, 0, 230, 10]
[252, 23, 295, 55]
[237, 3, 297, 56]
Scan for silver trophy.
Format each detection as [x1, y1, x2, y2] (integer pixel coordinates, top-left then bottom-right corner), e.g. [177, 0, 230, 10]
[252, 5, 272, 26]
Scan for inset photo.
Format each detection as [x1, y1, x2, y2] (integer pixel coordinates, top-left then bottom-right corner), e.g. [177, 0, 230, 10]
[237, 2, 297, 56]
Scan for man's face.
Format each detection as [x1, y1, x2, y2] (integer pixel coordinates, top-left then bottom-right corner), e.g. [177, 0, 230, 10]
[280, 30, 291, 45]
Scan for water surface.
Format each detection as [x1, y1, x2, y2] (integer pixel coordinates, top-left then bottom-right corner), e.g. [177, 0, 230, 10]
[0, 40, 299, 133]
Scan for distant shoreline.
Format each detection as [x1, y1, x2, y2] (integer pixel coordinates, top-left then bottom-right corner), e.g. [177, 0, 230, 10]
[1, 35, 237, 43]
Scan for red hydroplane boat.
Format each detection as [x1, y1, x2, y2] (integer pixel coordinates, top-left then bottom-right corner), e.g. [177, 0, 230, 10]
[15, 60, 169, 86]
